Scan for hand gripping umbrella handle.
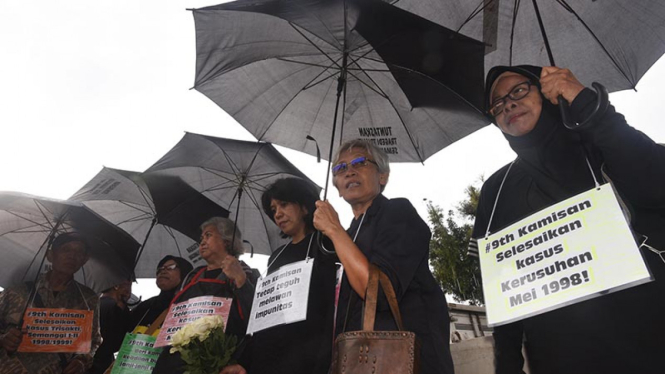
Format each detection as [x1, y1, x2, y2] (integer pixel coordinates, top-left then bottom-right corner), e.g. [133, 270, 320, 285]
[560, 82, 609, 130]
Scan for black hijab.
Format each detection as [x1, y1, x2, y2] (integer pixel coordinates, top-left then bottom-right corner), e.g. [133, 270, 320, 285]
[485, 65, 601, 201]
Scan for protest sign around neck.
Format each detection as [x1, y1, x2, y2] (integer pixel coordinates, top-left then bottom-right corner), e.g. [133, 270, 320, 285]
[478, 184, 651, 327]
[154, 295, 231, 348]
[246, 259, 314, 335]
[18, 307, 93, 353]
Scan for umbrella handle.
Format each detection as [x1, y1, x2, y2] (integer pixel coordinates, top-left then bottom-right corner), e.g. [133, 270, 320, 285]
[560, 82, 609, 131]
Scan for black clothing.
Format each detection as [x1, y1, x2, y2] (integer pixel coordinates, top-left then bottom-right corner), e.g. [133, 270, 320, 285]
[336, 195, 454, 374]
[129, 289, 176, 330]
[473, 88, 665, 374]
[90, 296, 132, 374]
[152, 262, 259, 374]
[242, 232, 337, 374]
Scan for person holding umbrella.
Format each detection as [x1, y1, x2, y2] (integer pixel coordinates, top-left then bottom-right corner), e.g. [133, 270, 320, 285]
[0, 232, 102, 374]
[472, 65, 665, 374]
[313, 139, 454, 374]
[152, 217, 259, 374]
[222, 178, 337, 374]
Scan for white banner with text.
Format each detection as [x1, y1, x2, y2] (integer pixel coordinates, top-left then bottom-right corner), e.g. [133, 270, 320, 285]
[246, 259, 314, 335]
[479, 184, 651, 327]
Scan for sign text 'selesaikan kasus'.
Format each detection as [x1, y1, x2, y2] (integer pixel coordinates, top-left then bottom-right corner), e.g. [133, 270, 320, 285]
[478, 184, 651, 327]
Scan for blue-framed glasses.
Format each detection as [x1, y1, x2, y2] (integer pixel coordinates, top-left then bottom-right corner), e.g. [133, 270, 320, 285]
[332, 156, 378, 176]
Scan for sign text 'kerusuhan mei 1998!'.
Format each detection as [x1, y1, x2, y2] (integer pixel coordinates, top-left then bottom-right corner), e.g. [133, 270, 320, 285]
[478, 184, 652, 327]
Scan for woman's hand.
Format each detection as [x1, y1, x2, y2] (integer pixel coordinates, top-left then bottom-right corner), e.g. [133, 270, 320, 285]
[313, 200, 345, 240]
[540, 66, 585, 105]
[314, 200, 369, 296]
[221, 255, 247, 288]
[220, 364, 247, 374]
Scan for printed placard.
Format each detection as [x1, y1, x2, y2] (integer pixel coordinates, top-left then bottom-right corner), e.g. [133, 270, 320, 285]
[111, 333, 161, 374]
[18, 308, 93, 353]
[154, 296, 231, 347]
[246, 259, 314, 335]
[478, 184, 652, 327]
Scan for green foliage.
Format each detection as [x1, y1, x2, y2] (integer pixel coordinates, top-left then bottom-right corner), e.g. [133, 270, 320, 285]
[179, 326, 238, 374]
[428, 183, 484, 305]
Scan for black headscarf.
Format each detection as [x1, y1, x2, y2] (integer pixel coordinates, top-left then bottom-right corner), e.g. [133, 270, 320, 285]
[485, 65, 600, 200]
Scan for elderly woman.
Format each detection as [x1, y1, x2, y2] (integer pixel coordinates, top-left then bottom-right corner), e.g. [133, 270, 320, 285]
[223, 177, 336, 374]
[152, 217, 259, 374]
[313, 140, 454, 374]
[474, 65, 665, 374]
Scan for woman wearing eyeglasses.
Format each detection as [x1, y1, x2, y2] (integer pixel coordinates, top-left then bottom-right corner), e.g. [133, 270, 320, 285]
[313, 139, 454, 374]
[472, 65, 665, 374]
[129, 256, 193, 332]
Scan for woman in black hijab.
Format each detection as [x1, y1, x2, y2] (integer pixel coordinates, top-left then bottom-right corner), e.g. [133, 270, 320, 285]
[129, 255, 194, 330]
[473, 65, 665, 374]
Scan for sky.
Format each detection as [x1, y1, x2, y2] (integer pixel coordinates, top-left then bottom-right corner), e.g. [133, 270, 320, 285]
[1, 1, 664, 298]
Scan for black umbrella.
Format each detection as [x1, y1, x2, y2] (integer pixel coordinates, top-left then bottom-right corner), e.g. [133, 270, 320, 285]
[0, 192, 140, 293]
[190, 0, 489, 173]
[145, 132, 320, 256]
[395, 0, 665, 93]
[70, 167, 229, 277]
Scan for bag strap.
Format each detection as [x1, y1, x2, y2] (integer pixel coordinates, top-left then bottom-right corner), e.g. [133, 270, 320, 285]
[362, 264, 405, 331]
[145, 308, 169, 336]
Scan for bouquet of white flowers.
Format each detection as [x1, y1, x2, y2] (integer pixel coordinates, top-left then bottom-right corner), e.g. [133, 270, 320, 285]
[169, 315, 238, 374]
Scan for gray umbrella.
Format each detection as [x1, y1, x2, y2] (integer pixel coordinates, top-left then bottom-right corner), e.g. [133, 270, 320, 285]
[145, 132, 320, 256]
[70, 167, 230, 277]
[190, 0, 490, 168]
[393, 0, 665, 93]
[0, 192, 139, 293]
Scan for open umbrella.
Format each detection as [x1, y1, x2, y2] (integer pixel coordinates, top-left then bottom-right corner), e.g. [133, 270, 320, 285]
[70, 167, 229, 277]
[394, 0, 665, 93]
[190, 0, 489, 171]
[145, 132, 320, 256]
[0, 192, 140, 293]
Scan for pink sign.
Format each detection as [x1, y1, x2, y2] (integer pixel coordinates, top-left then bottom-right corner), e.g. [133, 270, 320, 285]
[154, 296, 232, 348]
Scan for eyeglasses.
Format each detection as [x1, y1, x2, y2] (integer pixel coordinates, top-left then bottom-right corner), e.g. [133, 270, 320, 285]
[488, 81, 533, 117]
[156, 263, 178, 275]
[332, 156, 378, 176]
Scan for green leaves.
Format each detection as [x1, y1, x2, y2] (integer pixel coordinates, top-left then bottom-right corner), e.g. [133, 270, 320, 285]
[178, 325, 238, 374]
[427, 182, 484, 305]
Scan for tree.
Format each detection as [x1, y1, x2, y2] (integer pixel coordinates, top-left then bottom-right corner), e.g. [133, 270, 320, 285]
[428, 183, 484, 305]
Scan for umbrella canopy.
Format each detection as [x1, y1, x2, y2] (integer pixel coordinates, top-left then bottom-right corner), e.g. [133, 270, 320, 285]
[0, 192, 140, 293]
[70, 167, 229, 277]
[145, 132, 320, 256]
[191, 0, 490, 164]
[394, 0, 665, 92]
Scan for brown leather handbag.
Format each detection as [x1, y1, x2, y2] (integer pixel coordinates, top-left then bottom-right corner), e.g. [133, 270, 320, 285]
[331, 264, 420, 374]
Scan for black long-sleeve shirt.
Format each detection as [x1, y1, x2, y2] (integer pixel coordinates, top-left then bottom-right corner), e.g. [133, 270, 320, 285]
[473, 89, 665, 374]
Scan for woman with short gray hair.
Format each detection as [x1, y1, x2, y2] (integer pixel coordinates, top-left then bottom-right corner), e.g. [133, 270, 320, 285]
[152, 217, 259, 374]
[199, 217, 244, 258]
[314, 139, 454, 374]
